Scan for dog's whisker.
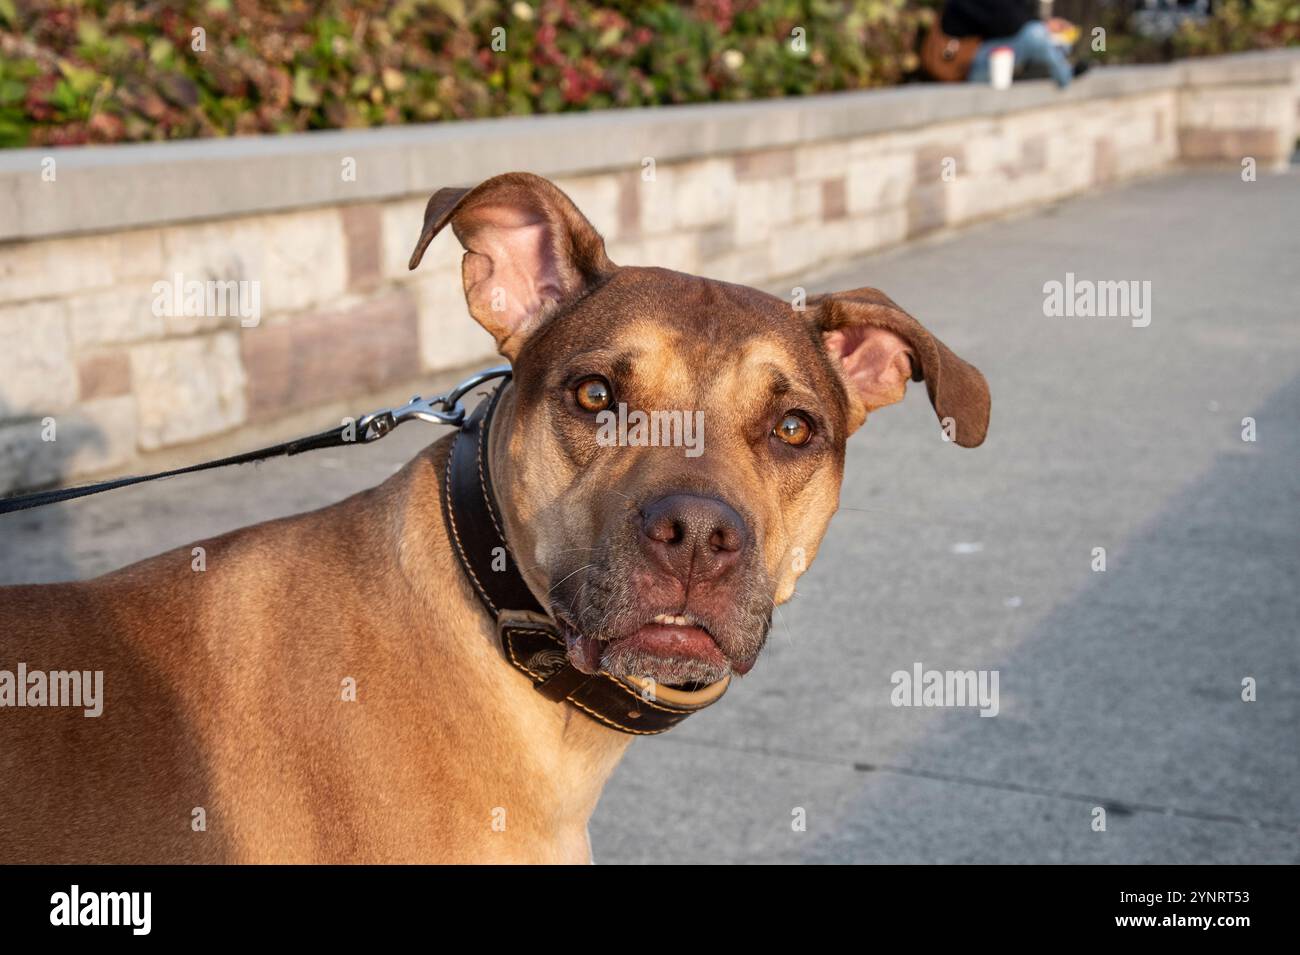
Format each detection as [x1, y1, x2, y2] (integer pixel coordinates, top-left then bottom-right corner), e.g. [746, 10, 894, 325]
[771, 599, 796, 649]
[545, 563, 595, 597]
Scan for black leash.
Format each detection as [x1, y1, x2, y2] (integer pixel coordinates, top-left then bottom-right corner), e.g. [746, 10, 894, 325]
[0, 366, 514, 517]
[0, 424, 357, 515]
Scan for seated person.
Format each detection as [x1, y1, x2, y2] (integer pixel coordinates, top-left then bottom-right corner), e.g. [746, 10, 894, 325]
[942, 0, 1088, 88]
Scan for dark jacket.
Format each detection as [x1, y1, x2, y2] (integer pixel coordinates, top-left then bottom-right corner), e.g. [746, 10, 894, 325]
[941, 0, 1033, 40]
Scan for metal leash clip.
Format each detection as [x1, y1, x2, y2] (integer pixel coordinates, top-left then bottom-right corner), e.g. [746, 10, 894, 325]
[355, 366, 512, 443]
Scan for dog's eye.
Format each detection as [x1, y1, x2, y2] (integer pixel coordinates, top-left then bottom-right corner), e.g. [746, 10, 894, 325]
[574, 376, 613, 412]
[774, 412, 813, 447]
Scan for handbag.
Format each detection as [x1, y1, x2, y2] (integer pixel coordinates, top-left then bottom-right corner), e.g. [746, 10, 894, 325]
[922, 25, 980, 83]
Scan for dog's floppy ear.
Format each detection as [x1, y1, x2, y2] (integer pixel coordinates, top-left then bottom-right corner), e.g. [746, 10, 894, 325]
[812, 287, 990, 447]
[408, 172, 614, 361]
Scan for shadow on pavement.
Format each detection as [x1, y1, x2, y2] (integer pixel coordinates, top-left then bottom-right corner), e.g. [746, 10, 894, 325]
[799, 373, 1300, 863]
[0, 397, 105, 584]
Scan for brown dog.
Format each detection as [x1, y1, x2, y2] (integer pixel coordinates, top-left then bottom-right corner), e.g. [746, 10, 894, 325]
[0, 173, 988, 863]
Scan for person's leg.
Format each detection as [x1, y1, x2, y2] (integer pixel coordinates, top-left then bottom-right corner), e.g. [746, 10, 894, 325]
[966, 40, 996, 84]
[1007, 20, 1074, 87]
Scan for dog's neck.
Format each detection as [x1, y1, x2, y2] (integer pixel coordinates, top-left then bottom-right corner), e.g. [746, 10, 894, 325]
[392, 385, 631, 846]
[490, 384, 636, 802]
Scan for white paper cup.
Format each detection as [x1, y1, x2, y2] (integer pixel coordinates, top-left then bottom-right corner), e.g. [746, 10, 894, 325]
[989, 46, 1015, 90]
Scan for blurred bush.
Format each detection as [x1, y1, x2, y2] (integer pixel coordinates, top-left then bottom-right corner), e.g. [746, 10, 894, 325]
[1, 1, 1295, 148]
[0, 0, 927, 147]
[1171, 0, 1300, 56]
[1092, 1, 1300, 63]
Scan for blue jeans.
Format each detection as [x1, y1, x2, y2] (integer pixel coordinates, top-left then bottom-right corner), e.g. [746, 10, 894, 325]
[968, 21, 1073, 88]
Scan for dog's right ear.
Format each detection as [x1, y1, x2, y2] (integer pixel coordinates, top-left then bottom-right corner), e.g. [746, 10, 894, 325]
[408, 172, 614, 361]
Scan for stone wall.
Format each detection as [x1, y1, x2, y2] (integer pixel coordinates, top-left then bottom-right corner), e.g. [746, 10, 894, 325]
[1, 50, 1297, 493]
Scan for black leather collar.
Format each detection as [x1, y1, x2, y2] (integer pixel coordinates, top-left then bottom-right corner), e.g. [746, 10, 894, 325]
[441, 378, 729, 735]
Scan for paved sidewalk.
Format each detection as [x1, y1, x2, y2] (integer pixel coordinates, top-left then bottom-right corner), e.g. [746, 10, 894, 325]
[2, 169, 1297, 863]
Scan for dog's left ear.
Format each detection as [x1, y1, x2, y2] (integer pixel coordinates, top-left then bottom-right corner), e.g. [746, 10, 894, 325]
[408, 172, 614, 361]
[813, 287, 990, 447]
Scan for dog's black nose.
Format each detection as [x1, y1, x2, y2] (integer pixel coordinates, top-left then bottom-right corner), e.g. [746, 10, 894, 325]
[639, 494, 746, 584]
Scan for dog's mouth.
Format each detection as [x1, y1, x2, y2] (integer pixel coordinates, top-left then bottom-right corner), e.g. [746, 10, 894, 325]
[556, 610, 749, 686]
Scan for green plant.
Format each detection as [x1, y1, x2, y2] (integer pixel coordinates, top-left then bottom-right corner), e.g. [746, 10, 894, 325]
[1098, 0, 1300, 63]
[1172, 0, 1300, 56]
[1, 0, 1295, 148]
[0, 0, 930, 146]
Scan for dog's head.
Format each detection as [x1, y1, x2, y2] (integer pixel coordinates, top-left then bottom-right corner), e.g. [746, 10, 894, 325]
[411, 173, 989, 688]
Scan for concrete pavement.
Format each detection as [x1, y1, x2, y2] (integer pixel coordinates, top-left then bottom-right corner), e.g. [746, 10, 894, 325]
[2, 168, 1296, 863]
